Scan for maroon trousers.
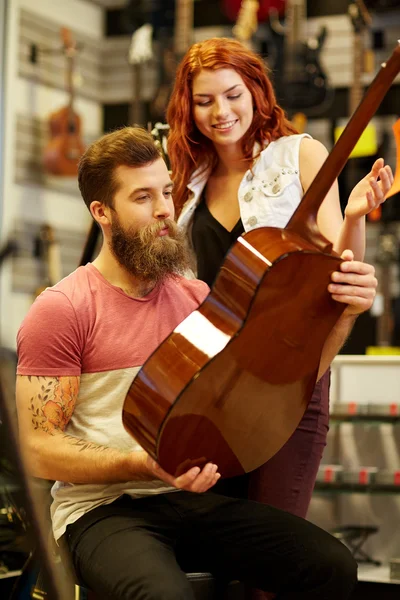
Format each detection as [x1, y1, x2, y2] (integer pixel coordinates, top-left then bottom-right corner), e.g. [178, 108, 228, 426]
[248, 369, 331, 518]
[246, 370, 331, 600]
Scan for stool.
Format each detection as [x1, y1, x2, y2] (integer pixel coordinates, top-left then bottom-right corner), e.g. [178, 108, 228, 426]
[332, 525, 381, 566]
[33, 566, 246, 600]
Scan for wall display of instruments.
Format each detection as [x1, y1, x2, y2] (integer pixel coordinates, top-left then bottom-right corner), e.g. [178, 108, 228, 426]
[122, 43, 400, 480]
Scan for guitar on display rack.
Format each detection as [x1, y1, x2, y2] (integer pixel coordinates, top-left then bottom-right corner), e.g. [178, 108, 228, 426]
[335, 0, 383, 216]
[222, 0, 284, 44]
[34, 224, 62, 298]
[221, 0, 285, 23]
[268, 0, 331, 117]
[150, 0, 194, 122]
[43, 28, 85, 177]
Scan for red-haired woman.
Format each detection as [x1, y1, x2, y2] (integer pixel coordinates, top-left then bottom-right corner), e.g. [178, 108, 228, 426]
[166, 36, 393, 522]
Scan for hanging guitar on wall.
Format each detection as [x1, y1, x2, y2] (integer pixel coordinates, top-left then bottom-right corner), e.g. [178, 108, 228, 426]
[222, 0, 282, 43]
[150, 0, 194, 123]
[268, 0, 332, 117]
[221, 0, 285, 22]
[34, 224, 62, 298]
[43, 28, 85, 177]
[335, 0, 383, 215]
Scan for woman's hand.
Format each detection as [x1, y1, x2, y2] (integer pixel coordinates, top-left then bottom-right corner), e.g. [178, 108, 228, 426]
[328, 250, 377, 316]
[345, 158, 393, 221]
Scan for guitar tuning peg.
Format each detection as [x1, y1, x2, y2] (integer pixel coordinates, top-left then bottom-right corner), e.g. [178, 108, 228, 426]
[73, 72, 84, 89]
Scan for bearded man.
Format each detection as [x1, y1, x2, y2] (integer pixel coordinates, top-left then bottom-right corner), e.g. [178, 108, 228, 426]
[15, 127, 368, 600]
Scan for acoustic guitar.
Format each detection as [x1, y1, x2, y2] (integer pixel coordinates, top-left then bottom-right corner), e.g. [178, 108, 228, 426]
[123, 43, 400, 479]
[43, 28, 85, 177]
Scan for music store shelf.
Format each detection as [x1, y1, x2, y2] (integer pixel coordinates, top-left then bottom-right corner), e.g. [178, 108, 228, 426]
[330, 413, 400, 424]
[314, 481, 400, 494]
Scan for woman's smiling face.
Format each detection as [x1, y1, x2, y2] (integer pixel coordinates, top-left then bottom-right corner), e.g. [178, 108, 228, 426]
[192, 68, 254, 150]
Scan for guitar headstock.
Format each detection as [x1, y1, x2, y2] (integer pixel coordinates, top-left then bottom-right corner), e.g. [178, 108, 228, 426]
[348, 0, 372, 34]
[61, 27, 78, 58]
[232, 0, 260, 43]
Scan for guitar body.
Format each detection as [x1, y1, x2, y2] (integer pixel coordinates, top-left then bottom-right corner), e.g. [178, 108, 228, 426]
[43, 106, 85, 176]
[123, 227, 345, 478]
[271, 26, 329, 115]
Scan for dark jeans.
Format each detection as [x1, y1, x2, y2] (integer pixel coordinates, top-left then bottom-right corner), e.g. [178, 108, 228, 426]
[66, 491, 357, 600]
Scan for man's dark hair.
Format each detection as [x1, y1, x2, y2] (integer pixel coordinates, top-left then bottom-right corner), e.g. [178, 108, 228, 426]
[78, 127, 161, 211]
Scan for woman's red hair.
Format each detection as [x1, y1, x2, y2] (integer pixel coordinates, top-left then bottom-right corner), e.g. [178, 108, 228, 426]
[166, 37, 298, 216]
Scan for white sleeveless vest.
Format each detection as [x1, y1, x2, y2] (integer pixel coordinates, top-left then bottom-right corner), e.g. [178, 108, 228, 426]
[177, 134, 311, 238]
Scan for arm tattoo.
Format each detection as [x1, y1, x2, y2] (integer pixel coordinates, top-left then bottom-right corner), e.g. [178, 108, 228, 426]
[28, 376, 79, 434]
[62, 434, 108, 453]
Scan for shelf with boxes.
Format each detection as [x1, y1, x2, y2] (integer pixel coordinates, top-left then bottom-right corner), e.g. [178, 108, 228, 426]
[330, 400, 400, 423]
[315, 356, 400, 494]
[309, 355, 400, 579]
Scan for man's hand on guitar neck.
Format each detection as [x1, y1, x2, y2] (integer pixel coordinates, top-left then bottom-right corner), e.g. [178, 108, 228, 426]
[144, 454, 221, 493]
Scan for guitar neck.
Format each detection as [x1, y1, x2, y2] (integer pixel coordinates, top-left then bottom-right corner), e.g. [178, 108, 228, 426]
[174, 0, 194, 56]
[66, 53, 75, 110]
[285, 0, 306, 55]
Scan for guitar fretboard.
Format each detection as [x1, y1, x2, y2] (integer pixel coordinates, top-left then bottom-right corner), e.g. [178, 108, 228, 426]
[285, 0, 306, 76]
[174, 0, 194, 56]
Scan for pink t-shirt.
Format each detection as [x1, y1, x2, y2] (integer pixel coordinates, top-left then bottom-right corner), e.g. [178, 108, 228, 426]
[17, 264, 209, 540]
[17, 263, 208, 377]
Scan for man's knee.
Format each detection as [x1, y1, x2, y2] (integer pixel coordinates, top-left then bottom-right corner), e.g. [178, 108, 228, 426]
[122, 573, 194, 600]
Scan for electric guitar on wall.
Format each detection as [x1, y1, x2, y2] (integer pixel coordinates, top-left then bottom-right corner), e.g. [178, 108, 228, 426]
[42, 28, 85, 177]
[268, 0, 331, 117]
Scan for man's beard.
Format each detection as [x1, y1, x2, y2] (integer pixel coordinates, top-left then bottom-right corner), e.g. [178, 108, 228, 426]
[109, 215, 190, 283]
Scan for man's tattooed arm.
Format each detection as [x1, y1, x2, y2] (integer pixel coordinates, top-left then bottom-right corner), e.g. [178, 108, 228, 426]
[62, 434, 109, 453]
[16, 375, 152, 484]
[26, 375, 79, 434]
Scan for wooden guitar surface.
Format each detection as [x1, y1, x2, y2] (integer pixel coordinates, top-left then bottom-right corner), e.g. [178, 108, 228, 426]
[124, 229, 344, 477]
[123, 43, 400, 478]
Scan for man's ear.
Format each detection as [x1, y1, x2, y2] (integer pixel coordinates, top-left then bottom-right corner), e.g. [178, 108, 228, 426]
[90, 201, 111, 227]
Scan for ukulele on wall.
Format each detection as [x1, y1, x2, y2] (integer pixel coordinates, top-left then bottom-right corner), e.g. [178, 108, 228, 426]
[43, 28, 85, 177]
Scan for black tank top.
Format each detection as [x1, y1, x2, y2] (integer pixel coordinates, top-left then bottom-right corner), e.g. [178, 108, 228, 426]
[191, 195, 244, 287]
